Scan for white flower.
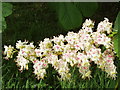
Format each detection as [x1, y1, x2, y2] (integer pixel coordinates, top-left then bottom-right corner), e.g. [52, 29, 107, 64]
[77, 52, 89, 66]
[35, 49, 41, 57]
[87, 46, 101, 63]
[16, 40, 28, 49]
[39, 38, 52, 49]
[97, 18, 112, 34]
[33, 60, 48, 79]
[16, 55, 29, 71]
[92, 32, 112, 48]
[65, 32, 79, 45]
[53, 44, 63, 52]
[82, 19, 94, 29]
[3, 18, 117, 80]
[52, 35, 64, 45]
[4, 45, 14, 59]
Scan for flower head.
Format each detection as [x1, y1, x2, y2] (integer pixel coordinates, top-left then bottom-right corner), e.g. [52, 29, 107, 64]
[4, 45, 14, 59]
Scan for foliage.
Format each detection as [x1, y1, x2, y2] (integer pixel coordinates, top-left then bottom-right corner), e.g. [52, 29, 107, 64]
[113, 11, 120, 58]
[48, 2, 98, 30]
[74, 2, 98, 17]
[0, 2, 13, 33]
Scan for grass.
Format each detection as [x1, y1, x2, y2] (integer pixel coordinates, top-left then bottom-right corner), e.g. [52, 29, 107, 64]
[2, 57, 120, 89]
[2, 2, 120, 89]
[59, 61, 120, 89]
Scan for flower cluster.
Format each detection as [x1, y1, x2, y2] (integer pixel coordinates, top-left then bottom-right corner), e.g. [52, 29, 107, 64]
[3, 18, 117, 80]
[4, 45, 14, 59]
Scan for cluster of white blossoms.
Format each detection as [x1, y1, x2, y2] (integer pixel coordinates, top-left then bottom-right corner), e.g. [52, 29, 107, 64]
[3, 18, 117, 80]
[4, 45, 14, 59]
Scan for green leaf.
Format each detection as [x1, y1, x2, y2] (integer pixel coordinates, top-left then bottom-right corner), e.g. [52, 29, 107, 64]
[108, 31, 117, 37]
[113, 34, 119, 56]
[25, 80, 29, 88]
[2, 17, 7, 30]
[0, 3, 13, 33]
[0, 17, 7, 33]
[58, 3, 82, 30]
[74, 2, 98, 17]
[113, 12, 120, 58]
[113, 12, 120, 32]
[2, 3, 13, 17]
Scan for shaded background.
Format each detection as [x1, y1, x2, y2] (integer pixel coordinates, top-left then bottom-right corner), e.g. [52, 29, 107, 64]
[3, 2, 119, 45]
